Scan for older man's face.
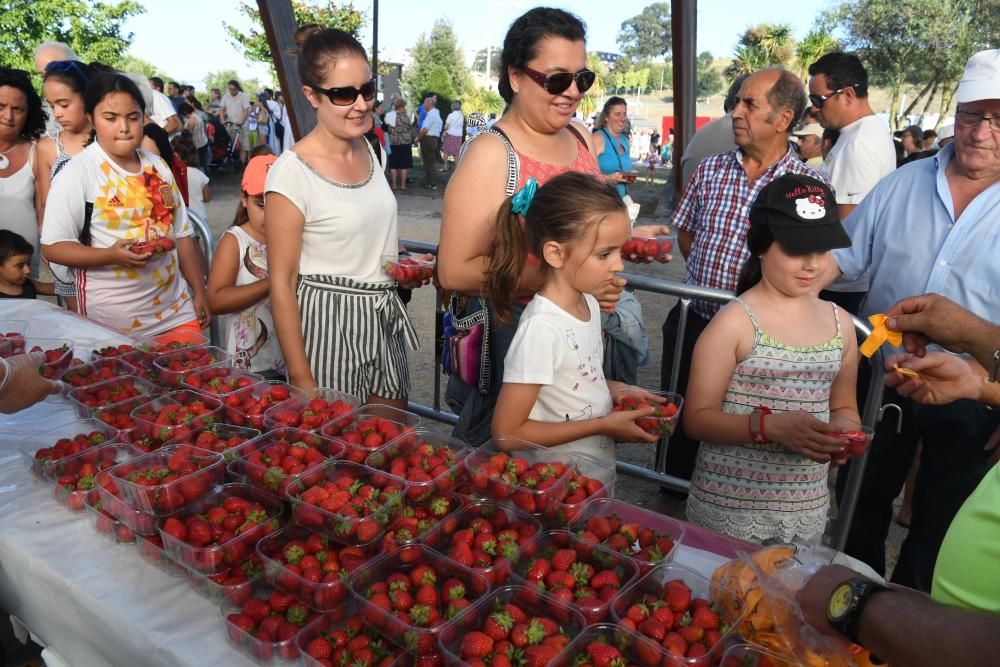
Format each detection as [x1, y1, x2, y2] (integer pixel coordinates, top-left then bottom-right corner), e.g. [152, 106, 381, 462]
[954, 99, 1000, 178]
[797, 134, 822, 160]
[731, 70, 784, 150]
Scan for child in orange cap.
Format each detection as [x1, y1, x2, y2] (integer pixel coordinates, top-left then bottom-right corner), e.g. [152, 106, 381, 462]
[207, 154, 286, 378]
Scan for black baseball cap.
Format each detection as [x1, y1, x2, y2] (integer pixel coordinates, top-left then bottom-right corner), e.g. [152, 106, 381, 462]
[749, 174, 851, 254]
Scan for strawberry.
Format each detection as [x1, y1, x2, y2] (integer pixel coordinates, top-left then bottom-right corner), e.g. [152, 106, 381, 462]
[461, 631, 495, 659]
[691, 605, 720, 630]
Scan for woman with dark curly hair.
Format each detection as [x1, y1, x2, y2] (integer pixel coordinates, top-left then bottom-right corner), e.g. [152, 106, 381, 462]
[0, 67, 48, 280]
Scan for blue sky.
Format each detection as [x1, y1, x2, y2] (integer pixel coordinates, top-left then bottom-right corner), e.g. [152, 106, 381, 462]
[123, 0, 831, 88]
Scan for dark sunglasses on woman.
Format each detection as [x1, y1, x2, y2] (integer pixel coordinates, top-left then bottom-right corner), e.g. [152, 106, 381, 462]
[520, 64, 596, 95]
[310, 78, 377, 106]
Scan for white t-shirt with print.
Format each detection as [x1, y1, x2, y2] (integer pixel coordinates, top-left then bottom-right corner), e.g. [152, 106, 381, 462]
[264, 143, 397, 282]
[503, 293, 615, 469]
[186, 167, 209, 221]
[820, 114, 896, 293]
[41, 143, 196, 336]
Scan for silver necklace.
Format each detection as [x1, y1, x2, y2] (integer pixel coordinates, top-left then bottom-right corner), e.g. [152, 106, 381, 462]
[0, 143, 17, 170]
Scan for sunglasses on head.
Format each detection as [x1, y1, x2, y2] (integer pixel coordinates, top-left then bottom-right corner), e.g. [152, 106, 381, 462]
[310, 78, 377, 106]
[44, 60, 89, 82]
[520, 64, 596, 95]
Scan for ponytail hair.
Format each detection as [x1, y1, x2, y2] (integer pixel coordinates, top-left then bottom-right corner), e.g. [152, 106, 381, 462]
[485, 172, 626, 324]
[735, 224, 774, 295]
[232, 192, 250, 228]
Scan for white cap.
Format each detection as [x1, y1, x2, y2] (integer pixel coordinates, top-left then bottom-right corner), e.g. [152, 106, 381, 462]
[956, 49, 1000, 103]
[938, 124, 954, 141]
[793, 122, 824, 138]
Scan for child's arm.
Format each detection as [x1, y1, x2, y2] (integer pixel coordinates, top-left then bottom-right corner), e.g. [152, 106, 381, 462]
[829, 318, 862, 424]
[492, 382, 658, 446]
[43, 239, 152, 268]
[202, 185, 211, 203]
[683, 303, 845, 462]
[207, 232, 269, 315]
[176, 236, 211, 328]
[32, 279, 55, 296]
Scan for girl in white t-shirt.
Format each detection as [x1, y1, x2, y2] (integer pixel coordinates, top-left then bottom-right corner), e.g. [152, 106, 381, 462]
[489, 172, 662, 468]
[40, 72, 210, 341]
[207, 155, 285, 379]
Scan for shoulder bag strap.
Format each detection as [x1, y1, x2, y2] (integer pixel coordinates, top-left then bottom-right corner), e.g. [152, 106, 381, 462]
[460, 126, 519, 196]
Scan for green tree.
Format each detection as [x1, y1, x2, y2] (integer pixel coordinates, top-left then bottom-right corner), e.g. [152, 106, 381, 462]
[471, 47, 502, 78]
[400, 20, 472, 109]
[0, 0, 143, 72]
[204, 69, 262, 99]
[462, 87, 504, 116]
[696, 52, 724, 98]
[117, 55, 171, 81]
[793, 29, 840, 80]
[617, 3, 672, 61]
[224, 1, 365, 80]
[724, 23, 796, 80]
[423, 64, 458, 112]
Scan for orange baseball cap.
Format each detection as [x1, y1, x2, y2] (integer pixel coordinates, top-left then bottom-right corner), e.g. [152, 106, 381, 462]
[242, 155, 278, 196]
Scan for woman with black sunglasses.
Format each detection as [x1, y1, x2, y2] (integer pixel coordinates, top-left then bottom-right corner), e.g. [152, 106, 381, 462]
[265, 25, 424, 407]
[437, 7, 669, 444]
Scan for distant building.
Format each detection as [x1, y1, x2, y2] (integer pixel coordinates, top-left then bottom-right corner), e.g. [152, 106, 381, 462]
[595, 51, 624, 68]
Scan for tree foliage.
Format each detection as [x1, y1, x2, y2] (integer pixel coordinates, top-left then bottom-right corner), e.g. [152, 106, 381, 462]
[0, 0, 143, 72]
[471, 47, 502, 79]
[793, 30, 840, 80]
[617, 3, 672, 62]
[224, 1, 365, 81]
[724, 23, 795, 80]
[118, 54, 170, 81]
[696, 52, 724, 98]
[203, 69, 262, 99]
[462, 87, 504, 116]
[400, 20, 472, 109]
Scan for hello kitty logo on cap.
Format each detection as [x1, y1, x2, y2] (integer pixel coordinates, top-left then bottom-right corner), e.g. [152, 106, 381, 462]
[795, 194, 827, 220]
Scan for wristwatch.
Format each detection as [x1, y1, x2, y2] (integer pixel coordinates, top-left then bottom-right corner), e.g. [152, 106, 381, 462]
[990, 349, 1000, 383]
[749, 407, 772, 444]
[827, 578, 888, 645]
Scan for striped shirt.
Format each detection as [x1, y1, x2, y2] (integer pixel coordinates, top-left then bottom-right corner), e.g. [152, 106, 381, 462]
[673, 147, 826, 319]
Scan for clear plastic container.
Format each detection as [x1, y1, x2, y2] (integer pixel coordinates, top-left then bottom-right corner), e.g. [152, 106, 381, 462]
[21, 337, 75, 379]
[95, 468, 160, 535]
[381, 253, 435, 286]
[263, 387, 361, 432]
[567, 497, 687, 575]
[719, 643, 793, 667]
[546, 452, 616, 526]
[18, 418, 119, 479]
[509, 529, 639, 624]
[61, 358, 138, 390]
[135, 533, 187, 577]
[611, 388, 684, 440]
[92, 395, 159, 434]
[220, 583, 318, 665]
[623, 234, 674, 263]
[152, 344, 233, 387]
[158, 483, 284, 574]
[89, 338, 145, 362]
[550, 622, 674, 667]
[0, 319, 28, 342]
[127, 390, 224, 450]
[419, 500, 543, 587]
[318, 404, 421, 461]
[185, 554, 264, 605]
[67, 375, 159, 420]
[437, 585, 587, 665]
[347, 543, 491, 655]
[84, 490, 137, 545]
[611, 562, 750, 666]
[461, 436, 576, 518]
[284, 460, 407, 547]
[220, 381, 307, 430]
[383, 492, 466, 554]
[364, 428, 471, 504]
[295, 601, 411, 667]
[45, 442, 142, 512]
[182, 366, 264, 399]
[108, 444, 225, 514]
[256, 525, 372, 612]
[163, 423, 260, 462]
[229, 428, 345, 496]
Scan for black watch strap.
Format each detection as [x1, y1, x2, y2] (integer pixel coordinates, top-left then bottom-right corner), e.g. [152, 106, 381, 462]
[832, 579, 887, 645]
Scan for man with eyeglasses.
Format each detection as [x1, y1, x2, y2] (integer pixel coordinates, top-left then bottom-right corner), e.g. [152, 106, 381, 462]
[807, 52, 896, 315]
[824, 49, 1000, 594]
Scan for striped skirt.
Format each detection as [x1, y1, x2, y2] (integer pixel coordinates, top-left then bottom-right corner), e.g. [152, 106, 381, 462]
[296, 275, 419, 401]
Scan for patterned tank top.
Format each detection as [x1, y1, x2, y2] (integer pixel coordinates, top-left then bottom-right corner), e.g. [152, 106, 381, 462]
[51, 132, 73, 179]
[686, 298, 844, 543]
[513, 125, 603, 188]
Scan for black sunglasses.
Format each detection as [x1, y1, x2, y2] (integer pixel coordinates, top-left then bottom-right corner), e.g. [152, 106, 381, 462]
[310, 78, 377, 106]
[44, 60, 89, 82]
[520, 64, 596, 95]
[808, 85, 857, 109]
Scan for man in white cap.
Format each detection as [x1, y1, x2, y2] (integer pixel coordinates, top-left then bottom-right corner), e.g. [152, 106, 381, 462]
[826, 48, 1000, 593]
[793, 122, 825, 167]
[937, 123, 955, 148]
[808, 51, 897, 314]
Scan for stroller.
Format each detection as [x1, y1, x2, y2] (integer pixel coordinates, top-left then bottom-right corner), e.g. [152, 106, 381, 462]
[208, 117, 242, 173]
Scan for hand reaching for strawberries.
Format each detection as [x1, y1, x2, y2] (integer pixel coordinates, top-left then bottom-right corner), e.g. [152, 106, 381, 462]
[765, 411, 848, 463]
[108, 238, 154, 268]
[599, 407, 661, 444]
[0, 351, 63, 414]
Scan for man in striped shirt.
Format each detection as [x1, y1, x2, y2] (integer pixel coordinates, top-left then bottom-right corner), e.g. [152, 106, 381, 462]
[659, 67, 828, 483]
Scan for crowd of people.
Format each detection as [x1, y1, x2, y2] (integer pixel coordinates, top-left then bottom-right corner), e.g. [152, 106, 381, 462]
[1, 8, 998, 665]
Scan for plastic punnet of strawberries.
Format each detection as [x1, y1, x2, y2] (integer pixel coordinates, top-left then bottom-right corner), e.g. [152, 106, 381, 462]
[183, 366, 262, 396]
[48, 443, 138, 511]
[223, 586, 320, 662]
[94, 469, 159, 535]
[555, 623, 674, 667]
[257, 526, 371, 612]
[364, 429, 470, 503]
[128, 393, 222, 451]
[267, 393, 359, 431]
[466, 449, 572, 515]
[577, 513, 678, 575]
[68, 376, 154, 413]
[221, 382, 300, 429]
[514, 530, 639, 624]
[91, 343, 137, 360]
[423, 501, 542, 587]
[231, 428, 344, 496]
[112, 444, 223, 514]
[61, 359, 135, 388]
[612, 396, 681, 438]
[152, 345, 231, 387]
[167, 423, 259, 461]
[93, 397, 150, 432]
[32, 342, 73, 378]
[186, 552, 263, 605]
[618, 577, 730, 664]
[0, 331, 26, 356]
[320, 406, 419, 462]
[621, 235, 673, 263]
[351, 545, 489, 656]
[381, 492, 463, 554]
[382, 253, 435, 286]
[549, 465, 611, 525]
[30, 428, 117, 477]
[297, 612, 406, 667]
[286, 461, 406, 545]
[85, 491, 136, 544]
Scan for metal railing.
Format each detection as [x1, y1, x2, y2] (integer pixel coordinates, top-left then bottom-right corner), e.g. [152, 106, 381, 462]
[186, 210, 221, 349]
[186, 219, 885, 551]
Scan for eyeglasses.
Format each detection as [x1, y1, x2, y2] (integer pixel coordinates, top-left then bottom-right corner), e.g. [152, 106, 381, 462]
[955, 109, 1000, 132]
[309, 78, 377, 106]
[44, 60, 89, 82]
[808, 85, 856, 109]
[519, 64, 596, 95]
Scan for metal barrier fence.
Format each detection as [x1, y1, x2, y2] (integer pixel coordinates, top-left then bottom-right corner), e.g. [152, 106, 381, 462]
[187, 213, 886, 552]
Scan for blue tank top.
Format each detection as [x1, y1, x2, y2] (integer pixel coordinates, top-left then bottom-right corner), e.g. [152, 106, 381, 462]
[595, 128, 632, 197]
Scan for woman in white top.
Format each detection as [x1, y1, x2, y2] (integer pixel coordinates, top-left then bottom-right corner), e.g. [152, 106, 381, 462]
[265, 26, 423, 407]
[0, 68, 46, 282]
[441, 100, 464, 171]
[178, 101, 211, 171]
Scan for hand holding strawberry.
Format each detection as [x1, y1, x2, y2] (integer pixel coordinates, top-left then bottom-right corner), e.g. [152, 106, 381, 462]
[383, 253, 435, 289]
[621, 234, 673, 264]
